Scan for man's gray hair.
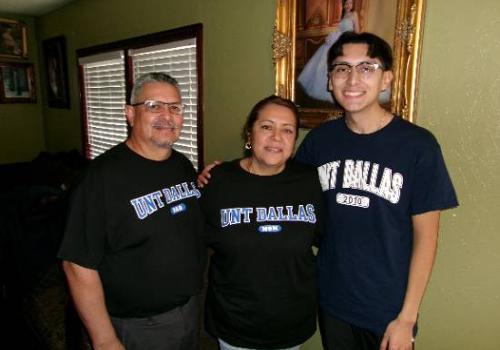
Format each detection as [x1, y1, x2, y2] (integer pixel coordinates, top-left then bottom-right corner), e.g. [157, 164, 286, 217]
[130, 72, 180, 104]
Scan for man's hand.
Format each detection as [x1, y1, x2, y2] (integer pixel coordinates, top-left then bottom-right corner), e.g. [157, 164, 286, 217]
[197, 160, 221, 187]
[94, 337, 125, 350]
[380, 317, 415, 350]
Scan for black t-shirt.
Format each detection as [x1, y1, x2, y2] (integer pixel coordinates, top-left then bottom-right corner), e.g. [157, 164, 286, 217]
[200, 159, 323, 348]
[58, 143, 206, 317]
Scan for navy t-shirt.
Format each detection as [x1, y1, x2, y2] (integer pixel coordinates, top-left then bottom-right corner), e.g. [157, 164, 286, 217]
[295, 116, 458, 335]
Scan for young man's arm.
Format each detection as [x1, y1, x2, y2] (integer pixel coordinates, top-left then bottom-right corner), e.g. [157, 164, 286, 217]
[63, 261, 125, 350]
[380, 210, 441, 350]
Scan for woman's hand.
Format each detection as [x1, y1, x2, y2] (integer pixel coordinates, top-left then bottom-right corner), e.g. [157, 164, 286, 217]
[197, 160, 221, 187]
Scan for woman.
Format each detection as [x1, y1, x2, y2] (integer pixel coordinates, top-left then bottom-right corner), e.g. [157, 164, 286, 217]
[297, 0, 360, 102]
[199, 95, 323, 350]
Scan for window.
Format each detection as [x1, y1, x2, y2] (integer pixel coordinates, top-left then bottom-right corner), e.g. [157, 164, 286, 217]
[80, 51, 126, 159]
[78, 24, 203, 169]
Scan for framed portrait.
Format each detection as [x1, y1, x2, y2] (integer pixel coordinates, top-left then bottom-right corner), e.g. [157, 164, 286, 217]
[0, 18, 28, 59]
[43, 36, 70, 108]
[273, 0, 426, 128]
[0, 62, 36, 103]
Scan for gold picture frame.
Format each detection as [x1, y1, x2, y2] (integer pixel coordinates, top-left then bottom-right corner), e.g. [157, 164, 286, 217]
[273, 0, 426, 128]
[0, 18, 28, 59]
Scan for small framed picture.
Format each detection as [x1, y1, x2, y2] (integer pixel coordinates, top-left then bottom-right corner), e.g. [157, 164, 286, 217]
[0, 18, 28, 59]
[0, 62, 36, 103]
[43, 36, 70, 108]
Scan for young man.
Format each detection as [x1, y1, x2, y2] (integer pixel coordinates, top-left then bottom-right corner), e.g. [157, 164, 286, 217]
[59, 73, 206, 350]
[295, 32, 458, 350]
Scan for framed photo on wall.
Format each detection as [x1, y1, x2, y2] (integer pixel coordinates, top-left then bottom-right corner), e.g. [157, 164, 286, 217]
[43, 36, 70, 108]
[294, 0, 368, 109]
[0, 62, 36, 103]
[0, 18, 28, 59]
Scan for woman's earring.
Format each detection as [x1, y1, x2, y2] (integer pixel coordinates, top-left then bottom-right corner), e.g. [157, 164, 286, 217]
[245, 141, 252, 150]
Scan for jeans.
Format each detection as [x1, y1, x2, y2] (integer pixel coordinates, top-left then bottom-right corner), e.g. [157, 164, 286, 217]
[110, 294, 200, 350]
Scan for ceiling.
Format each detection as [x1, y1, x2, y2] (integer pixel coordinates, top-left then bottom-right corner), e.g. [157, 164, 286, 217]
[0, 0, 75, 16]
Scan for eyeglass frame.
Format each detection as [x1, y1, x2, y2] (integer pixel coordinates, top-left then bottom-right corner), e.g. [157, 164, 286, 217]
[131, 99, 186, 115]
[328, 61, 384, 80]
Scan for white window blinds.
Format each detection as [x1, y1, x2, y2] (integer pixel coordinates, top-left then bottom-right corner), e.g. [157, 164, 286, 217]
[129, 38, 199, 169]
[79, 51, 127, 159]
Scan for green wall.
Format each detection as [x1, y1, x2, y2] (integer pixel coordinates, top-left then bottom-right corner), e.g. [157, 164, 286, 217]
[36, 0, 276, 161]
[36, 0, 500, 349]
[0, 13, 44, 163]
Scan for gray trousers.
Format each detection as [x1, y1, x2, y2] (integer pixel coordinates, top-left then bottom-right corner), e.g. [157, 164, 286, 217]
[111, 294, 200, 350]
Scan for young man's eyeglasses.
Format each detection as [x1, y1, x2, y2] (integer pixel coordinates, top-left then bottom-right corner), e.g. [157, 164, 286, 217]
[131, 100, 185, 115]
[329, 62, 383, 80]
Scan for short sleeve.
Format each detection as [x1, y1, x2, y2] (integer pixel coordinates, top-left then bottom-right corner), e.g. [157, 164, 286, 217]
[295, 132, 316, 166]
[410, 137, 458, 215]
[58, 167, 107, 269]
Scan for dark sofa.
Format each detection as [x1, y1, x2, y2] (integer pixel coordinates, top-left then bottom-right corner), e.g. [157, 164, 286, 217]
[0, 150, 88, 349]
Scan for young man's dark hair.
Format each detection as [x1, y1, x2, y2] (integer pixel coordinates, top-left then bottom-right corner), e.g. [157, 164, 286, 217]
[328, 31, 393, 70]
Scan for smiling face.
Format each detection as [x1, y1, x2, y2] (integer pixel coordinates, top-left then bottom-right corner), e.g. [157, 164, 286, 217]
[248, 103, 297, 175]
[330, 43, 392, 117]
[125, 82, 183, 159]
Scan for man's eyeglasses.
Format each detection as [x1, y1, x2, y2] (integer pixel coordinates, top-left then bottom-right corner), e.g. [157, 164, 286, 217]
[329, 62, 383, 80]
[131, 100, 185, 115]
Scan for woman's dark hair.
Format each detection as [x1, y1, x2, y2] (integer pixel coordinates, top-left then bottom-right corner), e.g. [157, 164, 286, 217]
[242, 95, 299, 141]
[327, 31, 393, 70]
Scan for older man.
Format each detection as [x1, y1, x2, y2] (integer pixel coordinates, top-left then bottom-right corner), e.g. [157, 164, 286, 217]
[59, 73, 205, 350]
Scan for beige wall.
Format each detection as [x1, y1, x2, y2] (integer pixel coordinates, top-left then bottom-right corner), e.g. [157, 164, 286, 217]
[0, 13, 44, 163]
[28, 0, 500, 349]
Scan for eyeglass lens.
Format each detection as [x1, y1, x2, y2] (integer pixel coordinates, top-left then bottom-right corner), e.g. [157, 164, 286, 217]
[331, 62, 379, 79]
[145, 101, 184, 114]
